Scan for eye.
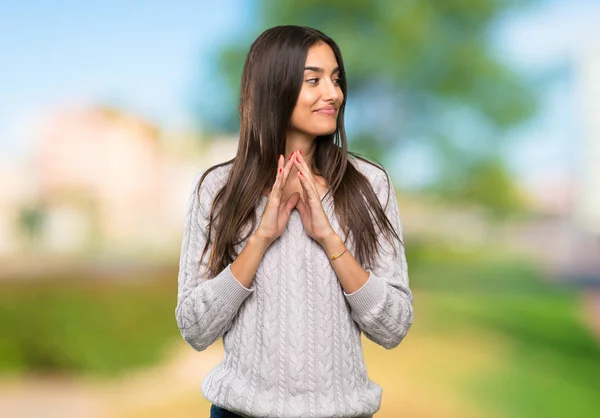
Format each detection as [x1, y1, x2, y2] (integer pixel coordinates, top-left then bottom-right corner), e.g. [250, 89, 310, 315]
[333, 78, 342, 86]
[306, 78, 319, 85]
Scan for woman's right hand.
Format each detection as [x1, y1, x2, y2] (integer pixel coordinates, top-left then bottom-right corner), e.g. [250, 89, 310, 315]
[255, 153, 301, 245]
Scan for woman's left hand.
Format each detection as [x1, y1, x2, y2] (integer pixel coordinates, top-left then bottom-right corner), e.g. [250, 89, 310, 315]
[293, 152, 337, 245]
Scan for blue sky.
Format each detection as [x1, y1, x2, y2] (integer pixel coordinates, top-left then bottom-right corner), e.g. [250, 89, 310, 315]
[1, 0, 599, 190]
[0, 0, 254, 155]
[491, 0, 600, 188]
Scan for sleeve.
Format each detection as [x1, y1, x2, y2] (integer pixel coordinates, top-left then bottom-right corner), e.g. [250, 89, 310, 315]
[342, 169, 414, 349]
[175, 171, 254, 352]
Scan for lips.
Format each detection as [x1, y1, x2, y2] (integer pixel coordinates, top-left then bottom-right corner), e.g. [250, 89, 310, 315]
[314, 106, 337, 116]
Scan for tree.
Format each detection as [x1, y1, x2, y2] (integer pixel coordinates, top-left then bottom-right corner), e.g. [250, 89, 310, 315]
[194, 0, 536, 214]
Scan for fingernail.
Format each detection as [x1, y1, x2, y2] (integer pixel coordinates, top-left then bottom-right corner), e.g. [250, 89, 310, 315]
[299, 150, 302, 155]
[296, 156, 300, 162]
[288, 152, 293, 160]
[299, 171, 303, 176]
[279, 168, 282, 173]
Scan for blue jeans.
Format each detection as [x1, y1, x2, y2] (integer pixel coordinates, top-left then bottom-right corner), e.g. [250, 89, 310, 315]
[210, 404, 244, 417]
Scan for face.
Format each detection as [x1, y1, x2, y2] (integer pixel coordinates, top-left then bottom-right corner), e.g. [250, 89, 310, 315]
[288, 42, 344, 139]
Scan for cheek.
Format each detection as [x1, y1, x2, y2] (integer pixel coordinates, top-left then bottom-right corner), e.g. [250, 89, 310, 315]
[297, 89, 319, 107]
[291, 92, 316, 120]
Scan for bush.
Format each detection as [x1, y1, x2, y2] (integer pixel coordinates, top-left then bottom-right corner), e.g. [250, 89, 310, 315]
[0, 269, 179, 377]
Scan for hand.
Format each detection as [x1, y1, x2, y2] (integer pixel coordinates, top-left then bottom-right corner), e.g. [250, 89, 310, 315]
[292, 151, 336, 245]
[255, 154, 301, 245]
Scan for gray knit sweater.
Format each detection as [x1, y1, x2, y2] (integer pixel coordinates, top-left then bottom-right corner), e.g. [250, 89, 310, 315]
[175, 157, 414, 418]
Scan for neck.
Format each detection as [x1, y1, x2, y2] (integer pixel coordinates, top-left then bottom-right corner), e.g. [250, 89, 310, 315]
[285, 131, 317, 170]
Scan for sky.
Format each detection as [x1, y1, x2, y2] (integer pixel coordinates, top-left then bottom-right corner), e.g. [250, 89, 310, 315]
[490, 0, 600, 190]
[1, 0, 600, 191]
[0, 0, 254, 156]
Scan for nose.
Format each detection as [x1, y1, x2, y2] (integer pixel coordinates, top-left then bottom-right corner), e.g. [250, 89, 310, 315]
[321, 79, 340, 103]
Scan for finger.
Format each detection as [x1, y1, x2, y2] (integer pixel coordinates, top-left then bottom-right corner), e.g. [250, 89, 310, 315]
[294, 152, 313, 180]
[280, 151, 296, 191]
[282, 191, 301, 216]
[273, 154, 283, 187]
[293, 154, 318, 195]
[269, 155, 284, 203]
[295, 197, 310, 225]
[297, 169, 320, 202]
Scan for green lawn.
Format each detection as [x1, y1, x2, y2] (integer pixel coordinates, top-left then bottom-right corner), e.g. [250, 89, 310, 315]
[409, 244, 600, 418]
[1, 246, 599, 417]
[0, 270, 180, 377]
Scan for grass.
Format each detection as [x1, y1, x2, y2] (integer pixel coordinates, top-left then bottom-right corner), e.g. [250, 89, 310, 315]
[406, 243, 600, 418]
[0, 269, 180, 377]
[1, 245, 599, 417]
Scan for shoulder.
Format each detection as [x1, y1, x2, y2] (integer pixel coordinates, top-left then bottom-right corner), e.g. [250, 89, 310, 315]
[348, 154, 391, 191]
[191, 161, 234, 205]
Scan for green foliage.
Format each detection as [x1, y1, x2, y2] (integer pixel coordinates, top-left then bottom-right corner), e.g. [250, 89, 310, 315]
[258, 0, 531, 122]
[0, 271, 179, 377]
[431, 290, 600, 417]
[409, 243, 600, 417]
[18, 203, 45, 245]
[210, 0, 536, 131]
[195, 0, 536, 214]
[456, 158, 526, 217]
[434, 156, 528, 218]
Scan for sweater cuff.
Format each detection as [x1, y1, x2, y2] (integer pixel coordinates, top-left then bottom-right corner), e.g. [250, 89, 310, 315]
[196, 264, 254, 310]
[343, 270, 386, 317]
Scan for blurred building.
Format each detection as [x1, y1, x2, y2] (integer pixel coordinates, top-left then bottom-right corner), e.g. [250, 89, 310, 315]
[576, 40, 600, 235]
[35, 106, 164, 254]
[571, 39, 600, 278]
[0, 157, 37, 254]
[513, 38, 600, 281]
[0, 104, 238, 261]
[572, 37, 600, 341]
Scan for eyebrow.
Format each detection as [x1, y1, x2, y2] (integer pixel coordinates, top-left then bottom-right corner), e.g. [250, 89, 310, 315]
[304, 66, 340, 75]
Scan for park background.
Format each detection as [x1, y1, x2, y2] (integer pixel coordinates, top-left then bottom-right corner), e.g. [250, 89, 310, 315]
[1, 0, 599, 417]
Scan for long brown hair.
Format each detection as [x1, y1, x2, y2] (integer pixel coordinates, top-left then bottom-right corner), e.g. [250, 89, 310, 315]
[197, 25, 402, 278]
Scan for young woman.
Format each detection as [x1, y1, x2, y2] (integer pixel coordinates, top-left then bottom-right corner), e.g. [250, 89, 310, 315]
[176, 25, 414, 418]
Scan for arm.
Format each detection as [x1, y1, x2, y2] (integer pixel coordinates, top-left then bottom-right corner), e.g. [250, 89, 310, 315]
[175, 172, 270, 351]
[322, 170, 414, 349]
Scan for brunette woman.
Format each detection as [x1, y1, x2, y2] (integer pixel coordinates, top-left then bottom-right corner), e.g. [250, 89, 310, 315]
[176, 25, 414, 418]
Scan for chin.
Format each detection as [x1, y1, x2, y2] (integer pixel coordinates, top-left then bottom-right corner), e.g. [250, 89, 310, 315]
[314, 123, 338, 136]
[325, 127, 338, 135]
[322, 129, 337, 136]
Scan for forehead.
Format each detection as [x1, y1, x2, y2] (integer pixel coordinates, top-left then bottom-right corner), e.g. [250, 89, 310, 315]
[304, 43, 338, 68]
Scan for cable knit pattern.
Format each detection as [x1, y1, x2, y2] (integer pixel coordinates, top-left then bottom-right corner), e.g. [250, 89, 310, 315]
[175, 158, 414, 418]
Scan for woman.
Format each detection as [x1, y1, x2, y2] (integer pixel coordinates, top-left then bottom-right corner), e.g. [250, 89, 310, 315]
[176, 25, 414, 418]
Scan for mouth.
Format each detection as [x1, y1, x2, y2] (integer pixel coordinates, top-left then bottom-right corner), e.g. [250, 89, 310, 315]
[314, 106, 337, 116]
